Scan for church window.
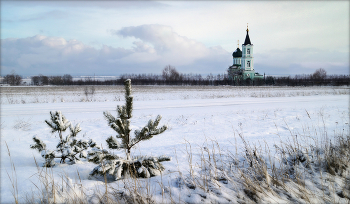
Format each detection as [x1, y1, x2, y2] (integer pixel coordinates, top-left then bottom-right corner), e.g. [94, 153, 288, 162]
[247, 49, 250, 54]
[247, 61, 250, 67]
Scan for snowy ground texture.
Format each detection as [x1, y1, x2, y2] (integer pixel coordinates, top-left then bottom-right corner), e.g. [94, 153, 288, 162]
[1, 85, 349, 104]
[1, 85, 349, 203]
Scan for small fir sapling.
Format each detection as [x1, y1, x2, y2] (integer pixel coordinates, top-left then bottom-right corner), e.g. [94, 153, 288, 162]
[88, 79, 170, 180]
[30, 111, 98, 167]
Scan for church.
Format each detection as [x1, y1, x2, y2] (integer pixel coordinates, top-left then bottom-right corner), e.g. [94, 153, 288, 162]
[228, 25, 263, 84]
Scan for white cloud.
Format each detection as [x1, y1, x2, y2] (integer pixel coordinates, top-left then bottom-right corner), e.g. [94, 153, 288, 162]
[1, 26, 230, 76]
[113, 24, 228, 66]
[1, 35, 132, 75]
[254, 47, 349, 75]
[132, 41, 156, 54]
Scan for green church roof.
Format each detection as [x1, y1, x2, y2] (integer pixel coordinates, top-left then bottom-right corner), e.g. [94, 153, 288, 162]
[232, 48, 242, 58]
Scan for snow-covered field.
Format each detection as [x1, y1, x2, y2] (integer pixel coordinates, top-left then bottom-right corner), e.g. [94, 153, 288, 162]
[1, 85, 349, 104]
[1, 86, 349, 203]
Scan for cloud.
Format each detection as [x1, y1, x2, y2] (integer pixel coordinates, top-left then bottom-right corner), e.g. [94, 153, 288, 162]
[112, 24, 229, 66]
[1, 35, 133, 76]
[254, 48, 349, 75]
[1, 26, 230, 76]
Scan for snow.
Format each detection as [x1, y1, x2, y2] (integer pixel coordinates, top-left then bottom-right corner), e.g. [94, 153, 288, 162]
[1, 85, 349, 104]
[1, 86, 349, 203]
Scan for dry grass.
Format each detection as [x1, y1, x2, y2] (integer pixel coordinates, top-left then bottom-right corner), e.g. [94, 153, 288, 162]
[12, 117, 32, 131]
[5, 141, 19, 204]
[24, 157, 89, 204]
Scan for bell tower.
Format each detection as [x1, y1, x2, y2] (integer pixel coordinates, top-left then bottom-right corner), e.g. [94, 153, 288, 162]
[241, 24, 254, 72]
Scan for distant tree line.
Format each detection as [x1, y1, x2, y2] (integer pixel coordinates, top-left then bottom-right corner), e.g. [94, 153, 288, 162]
[1, 71, 23, 86]
[267, 68, 349, 86]
[109, 67, 350, 87]
[31, 74, 74, 85]
[28, 65, 235, 86]
[3, 74, 22, 86]
[2, 67, 349, 86]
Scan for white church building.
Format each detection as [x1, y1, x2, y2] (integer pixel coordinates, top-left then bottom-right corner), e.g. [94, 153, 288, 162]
[228, 25, 263, 83]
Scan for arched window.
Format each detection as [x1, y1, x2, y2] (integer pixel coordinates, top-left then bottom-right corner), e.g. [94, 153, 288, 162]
[247, 61, 250, 67]
[247, 48, 250, 54]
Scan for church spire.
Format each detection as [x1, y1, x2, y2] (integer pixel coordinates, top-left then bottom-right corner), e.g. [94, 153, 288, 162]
[243, 23, 252, 45]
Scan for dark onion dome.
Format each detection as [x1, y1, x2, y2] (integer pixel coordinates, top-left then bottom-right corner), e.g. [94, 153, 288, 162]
[232, 48, 242, 57]
[243, 28, 252, 45]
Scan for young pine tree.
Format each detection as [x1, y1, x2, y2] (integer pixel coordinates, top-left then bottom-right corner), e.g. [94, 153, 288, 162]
[31, 111, 98, 167]
[88, 79, 170, 180]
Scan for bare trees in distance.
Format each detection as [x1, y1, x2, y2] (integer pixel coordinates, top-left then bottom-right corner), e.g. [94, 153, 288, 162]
[312, 68, 327, 80]
[31, 74, 73, 85]
[2, 71, 22, 86]
[118, 66, 349, 86]
[1, 66, 349, 86]
[162, 65, 181, 81]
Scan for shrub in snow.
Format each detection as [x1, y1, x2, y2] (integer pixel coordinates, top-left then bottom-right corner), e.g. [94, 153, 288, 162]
[30, 111, 99, 167]
[88, 79, 170, 180]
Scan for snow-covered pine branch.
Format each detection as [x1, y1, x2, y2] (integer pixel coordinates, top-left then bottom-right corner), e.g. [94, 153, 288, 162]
[30, 136, 46, 152]
[45, 111, 71, 135]
[117, 105, 129, 119]
[69, 123, 81, 137]
[41, 149, 56, 167]
[124, 79, 133, 119]
[131, 115, 167, 147]
[106, 136, 124, 149]
[89, 155, 171, 180]
[87, 148, 119, 164]
[103, 111, 126, 136]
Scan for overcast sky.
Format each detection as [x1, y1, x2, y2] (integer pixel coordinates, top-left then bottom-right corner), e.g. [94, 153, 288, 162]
[1, 1, 349, 77]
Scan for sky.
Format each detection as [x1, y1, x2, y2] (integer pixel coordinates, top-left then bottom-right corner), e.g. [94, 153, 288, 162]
[1, 1, 349, 77]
